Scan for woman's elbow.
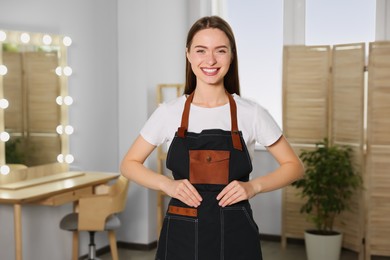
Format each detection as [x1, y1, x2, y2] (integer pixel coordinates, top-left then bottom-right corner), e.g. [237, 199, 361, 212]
[295, 160, 305, 179]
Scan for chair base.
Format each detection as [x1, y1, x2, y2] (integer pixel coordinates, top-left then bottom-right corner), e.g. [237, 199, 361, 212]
[86, 231, 100, 260]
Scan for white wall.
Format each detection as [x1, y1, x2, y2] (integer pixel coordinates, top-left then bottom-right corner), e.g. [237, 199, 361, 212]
[116, 0, 189, 244]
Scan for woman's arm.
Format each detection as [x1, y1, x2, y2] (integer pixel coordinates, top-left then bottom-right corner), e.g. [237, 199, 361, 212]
[217, 136, 304, 207]
[120, 135, 202, 207]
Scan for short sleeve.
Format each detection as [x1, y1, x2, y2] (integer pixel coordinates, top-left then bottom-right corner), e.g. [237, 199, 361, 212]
[254, 104, 282, 147]
[140, 104, 168, 146]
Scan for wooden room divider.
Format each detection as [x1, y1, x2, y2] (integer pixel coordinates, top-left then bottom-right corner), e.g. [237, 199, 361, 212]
[282, 42, 390, 260]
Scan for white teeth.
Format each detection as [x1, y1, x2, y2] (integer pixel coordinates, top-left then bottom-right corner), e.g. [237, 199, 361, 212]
[202, 68, 217, 73]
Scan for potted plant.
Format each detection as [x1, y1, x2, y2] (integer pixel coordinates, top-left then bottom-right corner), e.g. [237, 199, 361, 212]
[291, 138, 362, 260]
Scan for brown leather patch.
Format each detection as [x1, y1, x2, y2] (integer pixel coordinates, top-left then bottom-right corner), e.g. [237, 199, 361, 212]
[189, 150, 230, 185]
[168, 205, 198, 217]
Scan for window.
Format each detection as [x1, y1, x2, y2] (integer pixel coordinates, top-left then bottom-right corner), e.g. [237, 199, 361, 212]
[225, 0, 284, 127]
[305, 0, 376, 46]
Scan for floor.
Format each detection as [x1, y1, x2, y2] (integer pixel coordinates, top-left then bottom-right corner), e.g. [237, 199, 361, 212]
[99, 240, 390, 260]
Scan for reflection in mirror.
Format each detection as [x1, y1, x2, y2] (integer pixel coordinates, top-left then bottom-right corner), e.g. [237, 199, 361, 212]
[0, 30, 73, 174]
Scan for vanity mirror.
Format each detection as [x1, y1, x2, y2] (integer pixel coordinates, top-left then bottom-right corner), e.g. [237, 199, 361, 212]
[0, 30, 73, 174]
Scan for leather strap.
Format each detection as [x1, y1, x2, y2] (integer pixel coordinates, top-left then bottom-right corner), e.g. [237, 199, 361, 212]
[168, 205, 198, 217]
[177, 91, 243, 151]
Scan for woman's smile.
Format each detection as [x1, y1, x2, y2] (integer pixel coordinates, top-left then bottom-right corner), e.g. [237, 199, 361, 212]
[201, 67, 220, 76]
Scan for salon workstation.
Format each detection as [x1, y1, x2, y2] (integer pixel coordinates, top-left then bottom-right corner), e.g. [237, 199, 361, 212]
[1, 1, 390, 260]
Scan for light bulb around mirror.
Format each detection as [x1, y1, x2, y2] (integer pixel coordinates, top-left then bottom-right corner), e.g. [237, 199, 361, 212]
[0, 99, 9, 109]
[65, 125, 74, 135]
[0, 30, 6, 42]
[56, 96, 73, 106]
[55, 66, 62, 76]
[57, 154, 64, 163]
[63, 66, 72, 76]
[56, 96, 63, 105]
[63, 36, 72, 46]
[20, 32, 30, 43]
[56, 125, 63, 134]
[0, 65, 8, 76]
[64, 96, 73, 105]
[42, 34, 52, 45]
[0, 132, 10, 142]
[65, 154, 74, 164]
[0, 165, 10, 175]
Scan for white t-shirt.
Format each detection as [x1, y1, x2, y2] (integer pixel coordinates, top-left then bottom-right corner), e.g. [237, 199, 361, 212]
[140, 94, 282, 160]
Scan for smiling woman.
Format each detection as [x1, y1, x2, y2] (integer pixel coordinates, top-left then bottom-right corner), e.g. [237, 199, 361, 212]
[0, 30, 73, 175]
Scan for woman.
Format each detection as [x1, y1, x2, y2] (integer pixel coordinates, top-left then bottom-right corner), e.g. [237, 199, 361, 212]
[121, 16, 304, 260]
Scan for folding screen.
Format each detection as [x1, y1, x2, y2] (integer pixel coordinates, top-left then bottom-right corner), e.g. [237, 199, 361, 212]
[282, 43, 366, 258]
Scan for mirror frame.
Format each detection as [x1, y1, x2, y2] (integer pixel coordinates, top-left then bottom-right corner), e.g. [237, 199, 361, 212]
[0, 30, 72, 170]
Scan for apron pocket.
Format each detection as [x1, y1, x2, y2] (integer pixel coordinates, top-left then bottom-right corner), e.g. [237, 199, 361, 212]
[189, 150, 230, 185]
[156, 215, 198, 260]
[221, 206, 262, 260]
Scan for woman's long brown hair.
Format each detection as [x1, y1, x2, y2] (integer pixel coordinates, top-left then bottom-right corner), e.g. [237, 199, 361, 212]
[184, 16, 240, 95]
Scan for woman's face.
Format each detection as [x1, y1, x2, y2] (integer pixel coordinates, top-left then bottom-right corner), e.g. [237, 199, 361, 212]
[186, 28, 232, 87]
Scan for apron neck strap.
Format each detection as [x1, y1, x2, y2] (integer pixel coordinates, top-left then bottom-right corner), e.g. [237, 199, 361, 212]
[177, 91, 243, 151]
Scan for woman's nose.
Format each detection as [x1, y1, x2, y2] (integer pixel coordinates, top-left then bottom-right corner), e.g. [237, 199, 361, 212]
[206, 53, 217, 65]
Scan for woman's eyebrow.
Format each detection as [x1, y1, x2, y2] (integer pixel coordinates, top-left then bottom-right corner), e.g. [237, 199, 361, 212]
[193, 45, 229, 49]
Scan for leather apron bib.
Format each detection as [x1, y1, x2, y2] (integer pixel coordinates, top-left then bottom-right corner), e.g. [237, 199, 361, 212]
[156, 92, 263, 260]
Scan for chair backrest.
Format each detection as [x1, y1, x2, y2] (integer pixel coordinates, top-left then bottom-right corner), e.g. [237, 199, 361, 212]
[108, 175, 130, 213]
[78, 175, 130, 231]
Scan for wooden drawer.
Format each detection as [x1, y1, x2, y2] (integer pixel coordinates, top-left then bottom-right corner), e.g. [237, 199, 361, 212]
[35, 187, 93, 206]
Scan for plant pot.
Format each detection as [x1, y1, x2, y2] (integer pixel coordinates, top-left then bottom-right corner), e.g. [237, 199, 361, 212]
[304, 230, 343, 260]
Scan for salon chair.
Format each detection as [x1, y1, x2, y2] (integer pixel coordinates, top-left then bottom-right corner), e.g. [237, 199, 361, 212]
[60, 175, 129, 260]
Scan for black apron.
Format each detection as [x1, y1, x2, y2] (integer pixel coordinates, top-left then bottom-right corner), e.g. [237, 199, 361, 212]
[155, 92, 263, 260]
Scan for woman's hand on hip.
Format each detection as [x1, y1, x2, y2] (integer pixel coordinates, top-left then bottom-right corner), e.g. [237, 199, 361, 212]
[216, 180, 256, 207]
[163, 179, 202, 208]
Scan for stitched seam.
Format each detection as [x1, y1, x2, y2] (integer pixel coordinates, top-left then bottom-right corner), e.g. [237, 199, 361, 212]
[220, 207, 224, 260]
[222, 207, 258, 234]
[168, 215, 197, 222]
[242, 207, 259, 232]
[164, 216, 170, 260]
[195, 219, 199, 260]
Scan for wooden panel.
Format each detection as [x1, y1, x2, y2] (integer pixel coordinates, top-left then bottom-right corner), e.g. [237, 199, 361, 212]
[282, 45, 331, 144]
[367, 42, 390, 146]
[331, 43, 365, 144]
[365, 42, 390, 259]
[365, 146, 390, 257]
[331, 43, 365, 254]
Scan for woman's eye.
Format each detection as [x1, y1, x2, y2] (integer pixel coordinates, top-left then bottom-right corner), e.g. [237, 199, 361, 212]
[196, 49, 205, 53]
